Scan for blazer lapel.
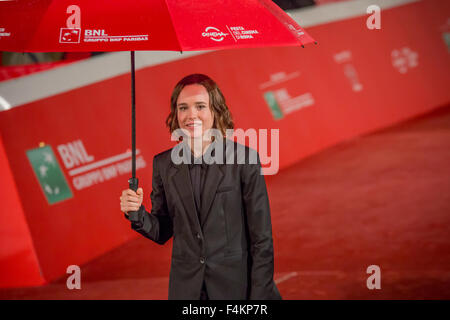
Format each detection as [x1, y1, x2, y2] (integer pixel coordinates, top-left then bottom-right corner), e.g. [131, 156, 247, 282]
[169, 160, 202, 234]
[200, 162, 225, 228]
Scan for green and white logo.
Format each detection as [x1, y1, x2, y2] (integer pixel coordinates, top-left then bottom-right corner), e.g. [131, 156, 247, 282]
[263, 91, 284, 120]
[443, 32, 450, 53]
[26, 145, 73, 204]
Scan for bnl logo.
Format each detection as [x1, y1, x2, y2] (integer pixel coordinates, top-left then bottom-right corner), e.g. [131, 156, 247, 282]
[26, 145, 73, 205]
[84, 29, 107, 36]
[60, 28, 81, 43]
[59, 5, 81, 43]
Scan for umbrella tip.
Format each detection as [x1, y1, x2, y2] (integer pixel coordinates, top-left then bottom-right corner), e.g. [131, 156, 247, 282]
[314, 41, 318, 45]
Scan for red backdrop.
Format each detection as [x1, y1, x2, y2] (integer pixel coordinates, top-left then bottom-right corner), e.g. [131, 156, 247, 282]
[0, 0, 449, 287]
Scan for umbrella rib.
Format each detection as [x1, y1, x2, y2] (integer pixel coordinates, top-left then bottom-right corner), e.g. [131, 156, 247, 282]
[163, 0, 183, 53]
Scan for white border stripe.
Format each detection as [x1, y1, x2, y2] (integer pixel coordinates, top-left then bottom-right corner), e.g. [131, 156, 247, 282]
[0, 50, 205, 110]
[291, 0, 418, 28]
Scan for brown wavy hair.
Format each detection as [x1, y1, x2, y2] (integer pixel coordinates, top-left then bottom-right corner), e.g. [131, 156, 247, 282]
[166, 74, 234, 137]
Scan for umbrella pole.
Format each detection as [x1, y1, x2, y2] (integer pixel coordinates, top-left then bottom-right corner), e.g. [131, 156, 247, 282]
[128, 51, 140, 223]
[130, 51, 137, 181]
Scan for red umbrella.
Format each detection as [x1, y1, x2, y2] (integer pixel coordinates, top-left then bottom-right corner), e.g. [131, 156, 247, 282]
[1, 0, 315, 51]
[0, 0, 316, 219]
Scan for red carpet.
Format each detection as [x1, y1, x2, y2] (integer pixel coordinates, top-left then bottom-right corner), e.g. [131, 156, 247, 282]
[1, 104, 449, 299]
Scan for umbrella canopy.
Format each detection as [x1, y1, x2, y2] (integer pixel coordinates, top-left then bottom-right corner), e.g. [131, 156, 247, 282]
[0, 0, 315, 51]
[0, 0, 316, 220]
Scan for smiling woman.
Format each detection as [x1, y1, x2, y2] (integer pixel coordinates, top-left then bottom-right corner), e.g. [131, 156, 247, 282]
[120, 73, 281, 300]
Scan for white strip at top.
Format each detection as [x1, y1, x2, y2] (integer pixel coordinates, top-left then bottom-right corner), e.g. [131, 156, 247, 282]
[289, 0, 418, 28]
[68, 149, 141, 176]
[0, 0, 418, 111]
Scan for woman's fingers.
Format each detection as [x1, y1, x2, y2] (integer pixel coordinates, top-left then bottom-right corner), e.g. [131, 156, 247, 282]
[124, 197, 140, 203]
[124, 189, 139, 196]
[120, 196, 140, 203]
[120, 201, 140, 212]
[120, 189, 143, 214]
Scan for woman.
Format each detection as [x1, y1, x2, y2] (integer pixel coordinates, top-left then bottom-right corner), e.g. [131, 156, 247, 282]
[120, 74, 281, 300]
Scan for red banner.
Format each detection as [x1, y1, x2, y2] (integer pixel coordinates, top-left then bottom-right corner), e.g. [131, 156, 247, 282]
[0, 134, 45, 287]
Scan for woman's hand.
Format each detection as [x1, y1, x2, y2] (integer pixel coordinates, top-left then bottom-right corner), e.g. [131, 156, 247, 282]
[120, 187, 143, 216]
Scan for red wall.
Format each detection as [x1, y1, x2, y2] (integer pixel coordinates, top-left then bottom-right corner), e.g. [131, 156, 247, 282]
[0, 0, 449, 287]
[0, 134, 45, 287]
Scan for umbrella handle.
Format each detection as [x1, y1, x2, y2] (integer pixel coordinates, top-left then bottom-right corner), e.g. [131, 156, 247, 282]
[127, 177, 141, 223]
[128, 177, 139, 191]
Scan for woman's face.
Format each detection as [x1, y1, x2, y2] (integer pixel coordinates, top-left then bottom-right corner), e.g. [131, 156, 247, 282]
[176, 84, 214, 139]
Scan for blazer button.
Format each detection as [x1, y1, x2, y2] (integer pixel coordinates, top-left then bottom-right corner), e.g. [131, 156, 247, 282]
[199, 257, 205, 264]
[196, 232, 201, 239]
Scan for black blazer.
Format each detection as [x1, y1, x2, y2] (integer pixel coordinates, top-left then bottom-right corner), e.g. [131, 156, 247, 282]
[126, 137, 281, 300]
